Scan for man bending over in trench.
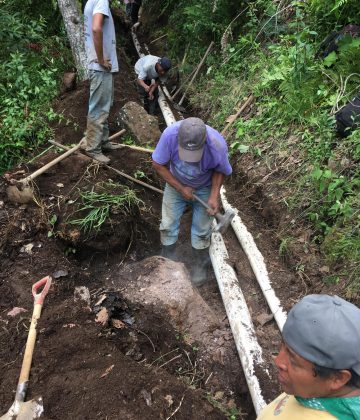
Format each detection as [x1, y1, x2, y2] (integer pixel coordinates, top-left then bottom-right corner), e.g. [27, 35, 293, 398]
[152, 117, 232, 285]
[135, 55, 171, 115]
[83, 0, 119, 164]
[257, 294, 360, 419]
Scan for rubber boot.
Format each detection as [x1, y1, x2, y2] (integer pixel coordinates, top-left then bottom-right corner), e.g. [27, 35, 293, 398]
[161, 243, 177, 261]
[191, 247, 210, 286]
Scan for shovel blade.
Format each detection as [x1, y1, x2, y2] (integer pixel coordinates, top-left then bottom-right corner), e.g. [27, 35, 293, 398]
[1, 397, 43, 420]
[6, 185, 34, 204]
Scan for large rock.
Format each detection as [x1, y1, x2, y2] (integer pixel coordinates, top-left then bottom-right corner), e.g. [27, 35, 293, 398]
[118, 101, 161, 146]
[117, 256, 220, 343]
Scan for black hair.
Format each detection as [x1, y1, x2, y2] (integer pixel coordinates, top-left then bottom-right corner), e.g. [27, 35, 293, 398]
[313, 364, 360, 388]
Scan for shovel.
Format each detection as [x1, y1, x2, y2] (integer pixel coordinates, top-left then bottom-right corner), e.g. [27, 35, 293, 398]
[7, 140, 84, 204]
[1, 276, 52, 420]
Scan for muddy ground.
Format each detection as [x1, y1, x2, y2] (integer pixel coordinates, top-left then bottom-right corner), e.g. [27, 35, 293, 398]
[0, 8, 351, 420]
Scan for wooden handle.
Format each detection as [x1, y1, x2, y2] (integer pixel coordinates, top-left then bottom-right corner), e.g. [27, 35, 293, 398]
[23, 141, 83, 184]
[18, 276, 52, 389]
[178, 41, 214, 106]
[221, 94, 254, 136]
[108, 129, 126, 141]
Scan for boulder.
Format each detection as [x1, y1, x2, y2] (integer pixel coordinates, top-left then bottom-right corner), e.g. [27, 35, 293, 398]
[118, 101, 161, 146]
[118, 256, 220, 343]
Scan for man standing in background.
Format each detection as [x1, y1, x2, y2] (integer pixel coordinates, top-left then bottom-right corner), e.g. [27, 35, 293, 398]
[83, 0, 119, 164]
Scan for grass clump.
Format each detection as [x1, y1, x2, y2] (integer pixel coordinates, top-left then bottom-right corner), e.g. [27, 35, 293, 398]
[69, 181, 143, 235]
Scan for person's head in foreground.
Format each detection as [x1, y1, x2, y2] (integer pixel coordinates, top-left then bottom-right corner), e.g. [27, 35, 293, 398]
[258, 294, 360, 419]
[155, 57, 171, 77]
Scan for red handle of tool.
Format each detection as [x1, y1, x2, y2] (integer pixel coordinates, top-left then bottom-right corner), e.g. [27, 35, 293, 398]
[32, 276, 52, 305]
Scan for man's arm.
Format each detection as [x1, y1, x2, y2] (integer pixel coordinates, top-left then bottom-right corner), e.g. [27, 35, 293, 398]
[137, 78, 151, 92]
[148, 80, 159, 99]
[152, 162, 193, 200]
[207, 171, 225, 215]
[93, 13, 111, 70]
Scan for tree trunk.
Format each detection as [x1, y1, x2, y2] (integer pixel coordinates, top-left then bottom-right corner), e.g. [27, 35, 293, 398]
[57, 0, 88, 80]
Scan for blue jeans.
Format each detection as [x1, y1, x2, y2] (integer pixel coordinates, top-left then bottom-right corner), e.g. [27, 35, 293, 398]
[125, 3, 132, 17]
[86, 70, 114, 154]
[160, 183, 213, 250]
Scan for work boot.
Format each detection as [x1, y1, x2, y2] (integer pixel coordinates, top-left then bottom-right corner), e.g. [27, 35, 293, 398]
[85, 151, 110, 164]
[161, 243, 177, 261]
[191, 247, 210, 286]
[102, 142, 122, 151]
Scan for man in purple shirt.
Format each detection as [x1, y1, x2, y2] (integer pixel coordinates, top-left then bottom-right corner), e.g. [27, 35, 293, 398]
[152, 117, 232, 285]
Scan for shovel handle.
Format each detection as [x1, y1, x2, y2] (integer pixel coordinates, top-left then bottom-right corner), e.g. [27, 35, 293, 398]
[32, 276, 52, 305]
[17, 276, 52, 392]
[23, 141, 83, 184]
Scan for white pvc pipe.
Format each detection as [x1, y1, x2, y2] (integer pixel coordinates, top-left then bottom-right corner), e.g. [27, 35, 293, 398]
[220, 187, 287, 331]
[210, 228, 267, 415]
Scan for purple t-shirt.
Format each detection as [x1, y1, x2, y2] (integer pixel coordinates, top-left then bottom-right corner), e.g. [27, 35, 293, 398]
[152, 121, 232, 188]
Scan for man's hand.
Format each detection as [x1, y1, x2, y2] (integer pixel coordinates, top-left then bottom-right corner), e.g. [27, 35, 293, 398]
[149, 92, 154, 100]
[97, 58, 112, 71]
[207, 196, 219, 216]
[180, 186, 194, 201]
[143, 84, 151, 93]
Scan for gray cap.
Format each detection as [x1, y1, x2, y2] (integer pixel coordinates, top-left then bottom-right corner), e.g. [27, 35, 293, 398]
[283, 294, 360, 374]
[178, 117, 207, 162]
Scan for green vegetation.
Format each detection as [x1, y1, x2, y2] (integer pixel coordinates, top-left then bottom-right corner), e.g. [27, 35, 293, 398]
[154, 0, 360, 293]
[69, 181, 143, 234]
[0, 0, 72, 173]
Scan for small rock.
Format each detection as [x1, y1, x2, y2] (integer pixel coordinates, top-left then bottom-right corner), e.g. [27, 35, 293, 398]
[61, 71, 76, 93]
[164, 395, 173, 407]
[53, 269, 68, 279]
[7, 307, 27, 317]
[214, 391, 224, 401]
[140, 389, 152, 406]
[74, 286, 91, 306]
[255, 313, 274, 326]
[20, 243, 34, 254]
[95, 308, 109, 326]
[111, 319, 125, 329]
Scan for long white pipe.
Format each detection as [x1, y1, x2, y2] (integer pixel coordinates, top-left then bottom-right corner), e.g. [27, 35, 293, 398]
[220, 188, 287, 331]
[131, 29, 268, 415]
[210, 228, 267, 415]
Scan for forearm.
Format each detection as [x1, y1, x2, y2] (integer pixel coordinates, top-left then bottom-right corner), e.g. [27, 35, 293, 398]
[137, 79, 149, 89]
[153, 162, 184, 192]
[92, 13, 106, 64]
[149, 81, 159, 94]
[210, 172, 225, 200]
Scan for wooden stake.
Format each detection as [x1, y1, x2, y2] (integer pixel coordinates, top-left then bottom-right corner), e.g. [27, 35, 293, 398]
[108, 129, 126, 141]
[178, 41, 215, 106]
[221, 94, 254, 137]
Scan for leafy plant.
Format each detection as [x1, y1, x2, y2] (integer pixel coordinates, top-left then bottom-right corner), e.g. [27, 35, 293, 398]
[69, 183, 143, 234]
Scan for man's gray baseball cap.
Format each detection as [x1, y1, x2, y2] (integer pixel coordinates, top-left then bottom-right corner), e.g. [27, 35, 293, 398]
[283, 294, 360, 374]
[178, 117, 207, 162]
